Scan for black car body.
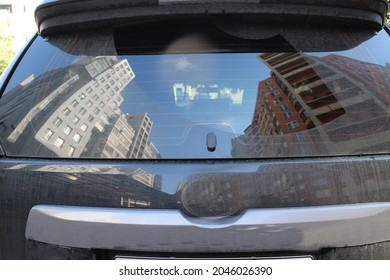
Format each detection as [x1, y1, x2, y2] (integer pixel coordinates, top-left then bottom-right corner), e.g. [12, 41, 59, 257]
[0, 0, 390, 259]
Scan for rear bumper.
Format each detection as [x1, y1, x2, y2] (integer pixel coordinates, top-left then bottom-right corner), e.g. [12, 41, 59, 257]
[26, 203, 390, 253]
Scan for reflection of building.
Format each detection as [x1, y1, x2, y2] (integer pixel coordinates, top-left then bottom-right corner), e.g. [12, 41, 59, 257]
[247, 76, 312, 138]
[86, 113, 136, 159]
[31, 57, 134, 157]
[239, 52, 390, 157]
[127, 113, 157, 159]
[5, 163, 170, 210]
[173, 83, 244, 107]
[1, 55, 161, 160]
[259, 53, 389, 139]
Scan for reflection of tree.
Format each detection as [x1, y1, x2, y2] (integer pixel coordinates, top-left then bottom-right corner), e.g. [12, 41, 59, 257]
[0, 18, 15, 75]
[387, 0, 389, 24]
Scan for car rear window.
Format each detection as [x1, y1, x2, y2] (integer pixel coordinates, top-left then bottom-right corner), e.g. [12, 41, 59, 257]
[0, 21, 390, 159]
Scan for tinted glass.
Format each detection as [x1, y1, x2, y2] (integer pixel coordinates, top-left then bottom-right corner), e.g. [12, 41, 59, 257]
[1, 24, 390, 159]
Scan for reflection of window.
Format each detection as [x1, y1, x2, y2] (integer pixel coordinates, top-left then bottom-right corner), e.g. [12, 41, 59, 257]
[73, 116, 80, 124]
[283, 112, 293, 119]
[73, 134, 81, 143]
[80, 123, 88, 132]
[55, 137, 64, 148]
[88, 115, 95, 123]
[93, 94, 99, 101]
[86, 87, 92, 93]
[100, 102, 105, 108]
[294, 102, 302, 111]
[287, 121, 299, 130]
[79, 107, 87, 115]
[313, 178, 328, 186]
[63, 126, 72, 135]
[87, 101, 93, 107]
[63, 108, 71, 116]
[79, 93, 86, 100]
[364, 76, 373, 81]
[271, 91, 279, 97]
[53, 117, 62, 127]
[278, 104, 289, 111]
[67, 146, 75, 157]
[71, 100, 79, 108]
[315, 189, 331, 199]
[300, 111, 310, 121]
[93, 108, 100, 115]
[273, 97, 283, 104]
[44, 129, 54, 140]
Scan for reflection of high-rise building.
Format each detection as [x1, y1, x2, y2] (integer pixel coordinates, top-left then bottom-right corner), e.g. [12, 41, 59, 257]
[247, 76, 311, 138]
[234, 52, 390, 158]
[85, 113, 136, 159]
[5, 163, 171, 208]
[1, 55, 161, 160]
[127, 113, 155, 159]
[29, 58, 134, 158]
[258, 53, 389, 140]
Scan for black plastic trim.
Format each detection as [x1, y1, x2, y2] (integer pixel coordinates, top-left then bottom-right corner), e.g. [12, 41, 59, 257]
[0, 34, 37, 100]
[35, 0, 388, 36]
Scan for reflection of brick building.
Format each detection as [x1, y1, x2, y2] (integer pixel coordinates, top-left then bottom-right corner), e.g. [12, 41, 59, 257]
[248, 76, 311, 138]
[243, 52, 390, 157]
[258, 53, 348, 130]
[258, 53, 389, 141]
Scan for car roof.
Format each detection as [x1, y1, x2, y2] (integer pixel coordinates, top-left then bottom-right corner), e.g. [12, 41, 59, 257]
[35, 0, 388, 36]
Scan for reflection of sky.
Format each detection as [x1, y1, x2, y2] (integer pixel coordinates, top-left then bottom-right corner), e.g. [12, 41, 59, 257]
[6, 36, 79, 90]
[341, 31, 390, 66]
[312, 30, 390, 66]
[120, 53, 271, 156]
[125, 53, 269, 96]
[4, 29, 390, 158]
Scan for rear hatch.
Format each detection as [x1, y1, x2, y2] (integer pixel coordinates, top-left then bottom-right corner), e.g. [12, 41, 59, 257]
[0, 0, 390, 259]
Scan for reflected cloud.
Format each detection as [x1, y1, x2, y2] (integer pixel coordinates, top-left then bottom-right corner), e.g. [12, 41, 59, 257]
[174, 57, 194, 71]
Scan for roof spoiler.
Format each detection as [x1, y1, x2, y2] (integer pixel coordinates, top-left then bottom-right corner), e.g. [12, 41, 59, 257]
[35, 0, 388, 36]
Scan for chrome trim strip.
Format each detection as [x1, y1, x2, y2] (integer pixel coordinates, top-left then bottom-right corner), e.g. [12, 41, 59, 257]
[26, 203, 390, 252]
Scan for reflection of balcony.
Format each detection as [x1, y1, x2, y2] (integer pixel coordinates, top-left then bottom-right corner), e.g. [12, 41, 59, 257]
[316, 108, 346, 124]
[306, 94, 338, 110]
